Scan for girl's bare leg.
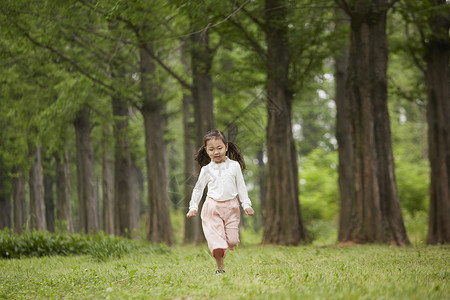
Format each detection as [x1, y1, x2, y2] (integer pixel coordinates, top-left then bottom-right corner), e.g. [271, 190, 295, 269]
[213, 249, 225, 270]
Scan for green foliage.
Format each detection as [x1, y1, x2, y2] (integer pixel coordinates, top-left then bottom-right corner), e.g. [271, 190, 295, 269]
[403, 210, 428, 245]
[307, 220, 338, 245]
[389, 94, 429, 215]
[0, 230, 141, 261]
[88, 233, 137, 262]
[299, 148, 339, 224]
[0, 229, 89, 259]
[396, 158, 429, 214]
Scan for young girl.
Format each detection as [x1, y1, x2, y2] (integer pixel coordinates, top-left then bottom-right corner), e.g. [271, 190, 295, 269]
[186, 130, 254, 274]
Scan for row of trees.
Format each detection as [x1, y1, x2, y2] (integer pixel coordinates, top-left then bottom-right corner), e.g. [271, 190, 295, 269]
[0, 0, 448, 245]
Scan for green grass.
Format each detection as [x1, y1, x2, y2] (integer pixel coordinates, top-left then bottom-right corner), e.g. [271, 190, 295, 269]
[1, 244, 449, 299]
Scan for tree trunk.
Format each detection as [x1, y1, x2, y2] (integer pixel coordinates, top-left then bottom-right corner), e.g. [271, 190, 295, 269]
[180, 39, 203, 244]
[131, 161, 141, 228]
[334, 8, 354, 242]
[0, 162, 11, 230]
[189, 28, 215, 244]
[140, 44, 174, 246]
[74, 106, 98, 234]
[182, 92, 200, 243]
[0, 191, 11, 230]
[13, 167, 26, 234]
[263, 0, 309, 245]
[102, 125, 115, 235]
[112, 97, 138, 238]
[256, 148, 266, 231]
[169, 145, 181, 210]
[190, 30, 215, 145]
[43, 155, 55, 232]
[337, 0, 409, 245]
[227, 125, 247, 228]
[29, 146, 46, 231]
[425, 0, 450, 244]
[54, 150, 74, 233]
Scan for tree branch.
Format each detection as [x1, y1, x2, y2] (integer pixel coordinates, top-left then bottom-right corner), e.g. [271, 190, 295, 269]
[144, 44, 193, 91]
[77, 0, 193, 91]
[189, 0, 252, 37]
[334, 0, 352, 16]
[14, 22, 116, 94]
[230, 0, 265, 30]
[405, 23, 426, 75]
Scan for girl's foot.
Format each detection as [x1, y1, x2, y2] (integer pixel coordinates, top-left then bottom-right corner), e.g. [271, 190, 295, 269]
[215, 269, 225, 275]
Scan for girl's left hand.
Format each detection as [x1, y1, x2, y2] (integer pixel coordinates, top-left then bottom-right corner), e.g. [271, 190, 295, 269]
[244, 207, 255, 216]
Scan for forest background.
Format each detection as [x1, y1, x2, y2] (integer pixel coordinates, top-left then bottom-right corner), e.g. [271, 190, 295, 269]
[0, 0, 448, 247]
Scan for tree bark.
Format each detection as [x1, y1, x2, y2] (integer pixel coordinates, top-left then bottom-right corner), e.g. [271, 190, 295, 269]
[425, 0, 450, 244]
[182, 91, 200, 244]
[337, 0, 409, 245]
[112, 97, 138, 238]
[169, 145, 181, 210]
[190, 30, 215, 145]
[0, 191, 11, 230]
[180, 38, 200, 244]
[74, 106, 99, 234]
[334, 8, 354, 242]
[54, 150, 74, 233]
[189, 28, 215, 243]
[13, 167, 26, 234]
[262, 0, 309, 245]
[102, 125, 115, 235]
[43, 155, 55, 233]
[29, 146, 46, 231]
[140, 43, 174, 246]
[256, 148, 266, 231]
[228, 125, 247, 228]
[0, 161, 11, 230]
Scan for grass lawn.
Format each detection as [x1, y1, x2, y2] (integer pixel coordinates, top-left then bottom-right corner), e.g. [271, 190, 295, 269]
[0, 243, 449, 299]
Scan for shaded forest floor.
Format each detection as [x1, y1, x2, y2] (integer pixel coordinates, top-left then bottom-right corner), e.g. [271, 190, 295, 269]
[1, 243, 448, 299]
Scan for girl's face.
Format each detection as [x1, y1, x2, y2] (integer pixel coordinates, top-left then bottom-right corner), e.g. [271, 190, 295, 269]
[205, 138, 228, 164]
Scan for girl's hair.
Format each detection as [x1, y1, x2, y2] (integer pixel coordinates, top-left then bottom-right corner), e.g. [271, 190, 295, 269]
[195, 129, 246, 171]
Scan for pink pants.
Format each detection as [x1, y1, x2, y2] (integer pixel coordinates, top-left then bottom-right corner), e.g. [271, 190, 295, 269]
[201, 197, 240, 254]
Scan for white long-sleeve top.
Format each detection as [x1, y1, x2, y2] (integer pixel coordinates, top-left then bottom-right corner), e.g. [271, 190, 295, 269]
[189, 157, 252, 211]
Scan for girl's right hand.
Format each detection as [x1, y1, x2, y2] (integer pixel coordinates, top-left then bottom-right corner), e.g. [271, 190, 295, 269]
[186, 209, 197, 218]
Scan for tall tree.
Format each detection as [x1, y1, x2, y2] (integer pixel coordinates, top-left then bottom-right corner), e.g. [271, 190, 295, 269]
[43, 155, 55, 232]
[423, 0, 450, 244]
[335, 0, 409, 245]
[54, 150, 74, 233]
[333, 8, 354, 242]
[101, 125, 115, 235]
[189, 27, 216, 244]
[12, 168, 27, 234]
[126, 2, 216, 244]
[112, 96, 139, 238]
[28, 146, 47, 230]
[0, 161, 11, 230]
[140, 42, 174, 246]
[106, 19, 139, 238]
[190, 30, 215, 143]
[74, 106, 99, 234]
[263, 0, 309, 245]
[181, 39, 201, 244]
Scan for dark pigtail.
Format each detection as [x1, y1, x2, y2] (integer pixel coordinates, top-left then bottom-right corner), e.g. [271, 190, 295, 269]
[194, 146, 210, 173]
[227, 142, 246, 170]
